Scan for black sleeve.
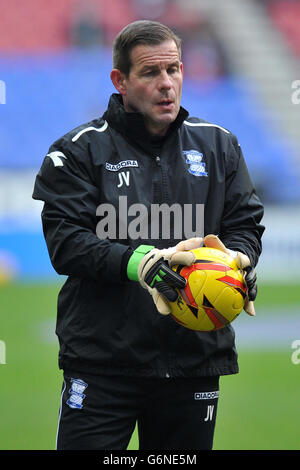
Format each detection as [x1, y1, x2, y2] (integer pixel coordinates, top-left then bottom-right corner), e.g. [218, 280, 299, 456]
[219, 137, 265, 267]
[32, 142, 130, 282]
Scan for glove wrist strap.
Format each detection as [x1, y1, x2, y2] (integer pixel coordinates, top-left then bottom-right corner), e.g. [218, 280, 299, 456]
[127, 245, 154, 281]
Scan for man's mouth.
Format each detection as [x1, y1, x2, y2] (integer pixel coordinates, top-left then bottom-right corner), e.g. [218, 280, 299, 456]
[157, 100, 174, 109]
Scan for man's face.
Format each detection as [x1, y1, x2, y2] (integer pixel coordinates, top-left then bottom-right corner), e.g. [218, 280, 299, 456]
[115, 40, 183, 136]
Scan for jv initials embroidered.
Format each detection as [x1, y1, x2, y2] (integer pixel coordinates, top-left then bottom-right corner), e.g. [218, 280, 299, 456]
[204, 405, 214, 422]
[117, 171, 130, 188]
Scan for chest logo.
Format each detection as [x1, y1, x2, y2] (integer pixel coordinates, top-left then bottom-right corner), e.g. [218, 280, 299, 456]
[183, 150, 208, 177]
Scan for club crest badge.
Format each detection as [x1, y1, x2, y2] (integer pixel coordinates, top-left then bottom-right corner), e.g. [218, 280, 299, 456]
[183, 150, 208, 177]
[66, 378, 88, 410]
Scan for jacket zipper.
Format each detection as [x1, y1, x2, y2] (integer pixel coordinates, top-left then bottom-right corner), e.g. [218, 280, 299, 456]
[154, 154, 172, 378]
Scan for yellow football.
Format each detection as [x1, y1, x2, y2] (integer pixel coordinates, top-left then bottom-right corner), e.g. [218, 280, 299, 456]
[169, 247, 247, 331]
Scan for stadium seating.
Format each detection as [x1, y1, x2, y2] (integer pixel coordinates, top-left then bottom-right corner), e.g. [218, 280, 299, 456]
[0, 0, 135, 51]
[1, 47, 299, 204]
[267, 0, 300, 58]
[1, 0, 300, 281]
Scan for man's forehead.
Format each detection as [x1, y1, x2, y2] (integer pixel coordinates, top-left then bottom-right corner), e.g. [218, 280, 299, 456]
[130, 40, 180, 68]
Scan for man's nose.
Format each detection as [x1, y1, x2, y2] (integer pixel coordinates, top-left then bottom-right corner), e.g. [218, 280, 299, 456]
[158, 70, 172, 90]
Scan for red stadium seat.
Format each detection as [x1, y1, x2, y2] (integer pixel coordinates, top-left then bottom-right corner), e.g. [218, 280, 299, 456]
[268, 0, 300, 57]
[0, 0, 135, 51]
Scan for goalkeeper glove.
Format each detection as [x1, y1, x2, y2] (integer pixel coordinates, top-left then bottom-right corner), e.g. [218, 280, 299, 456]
[127, 238, 203, 315]
[203, 234, 257, 316]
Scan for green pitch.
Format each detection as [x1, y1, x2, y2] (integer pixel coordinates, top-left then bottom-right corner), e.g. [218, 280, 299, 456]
[0, 281, 299, 450]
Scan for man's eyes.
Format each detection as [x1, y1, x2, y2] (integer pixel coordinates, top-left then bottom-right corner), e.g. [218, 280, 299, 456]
[142, 66, 179, 77]
[168, 66, 179, 74]
[143, 70, 157, 76]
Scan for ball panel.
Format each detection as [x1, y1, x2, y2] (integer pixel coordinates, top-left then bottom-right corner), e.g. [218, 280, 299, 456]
[169, 247, 247, 332]
[201, 296, 230, 329]
[191, 247, 239, 270]
[213, 287, 243, 322]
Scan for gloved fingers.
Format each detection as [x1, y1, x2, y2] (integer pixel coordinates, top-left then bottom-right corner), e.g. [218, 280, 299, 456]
[175, 237, 203, 252]
[204, 235, 257, 317]
[203, 234, 228, 253]
[244, 266, 257, 301]
[144, 261, 186, 293]
[152, 287, 171, 315]
[167, 237, 203, 267]
[146, 263, 185, 315]
[204, 235, 251, 270]
[152, 278, 179, 302]
[244, 298, 256, 316]
[235, 252, 251, 269]
[161, 237, 202, 266]
[169, 250, 196, 267]
[137, 248, 163, 289]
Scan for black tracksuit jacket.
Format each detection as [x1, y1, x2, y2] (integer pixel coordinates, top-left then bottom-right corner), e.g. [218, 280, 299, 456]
[33, 93, 264, 378]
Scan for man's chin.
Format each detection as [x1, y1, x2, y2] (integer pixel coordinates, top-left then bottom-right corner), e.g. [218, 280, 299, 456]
[157, 110, 178, 125]
[145, 111, 179, 136]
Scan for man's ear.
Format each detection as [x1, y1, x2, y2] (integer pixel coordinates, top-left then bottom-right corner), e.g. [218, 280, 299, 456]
[110, 69, 127, 96]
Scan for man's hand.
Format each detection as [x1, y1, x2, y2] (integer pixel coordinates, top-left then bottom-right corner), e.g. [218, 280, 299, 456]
[203, 234, 257, 316]
[127, 238, 203, 314]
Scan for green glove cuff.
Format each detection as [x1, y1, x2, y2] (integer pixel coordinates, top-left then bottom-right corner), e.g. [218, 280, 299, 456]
[127, 245, 154, 281]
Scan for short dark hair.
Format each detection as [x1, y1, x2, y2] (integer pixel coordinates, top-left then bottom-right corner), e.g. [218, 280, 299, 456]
[112, 20, 182, 76]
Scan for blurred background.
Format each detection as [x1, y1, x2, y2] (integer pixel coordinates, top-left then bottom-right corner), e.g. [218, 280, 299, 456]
[0, 0, 300, 450]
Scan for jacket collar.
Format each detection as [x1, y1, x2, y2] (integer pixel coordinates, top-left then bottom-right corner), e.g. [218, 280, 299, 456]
[103, 94, 189, 154]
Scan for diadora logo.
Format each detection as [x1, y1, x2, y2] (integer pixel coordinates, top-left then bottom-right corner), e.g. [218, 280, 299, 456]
[183, 150, 208, 177]
[66, 378, 88, 410]
[194, 391, 219, 400]
[106, 160, 138, 188]
[105, 160, 138, 172]
[47, 151, 67, 167]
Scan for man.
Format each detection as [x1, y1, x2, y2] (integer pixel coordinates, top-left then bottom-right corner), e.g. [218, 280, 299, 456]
[32, 20, 264, 450]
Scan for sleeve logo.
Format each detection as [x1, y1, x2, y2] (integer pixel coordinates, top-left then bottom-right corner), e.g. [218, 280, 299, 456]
[46, 151, 67, 167]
